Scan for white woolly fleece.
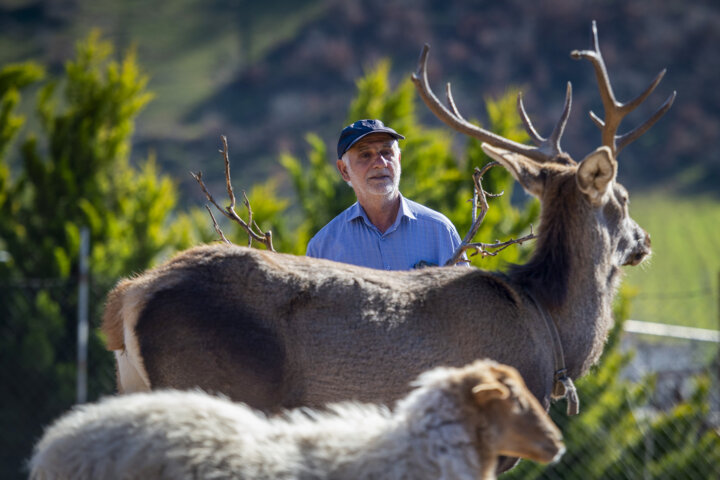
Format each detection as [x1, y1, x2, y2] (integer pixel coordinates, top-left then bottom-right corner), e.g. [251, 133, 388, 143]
[30, 367, 485, 480]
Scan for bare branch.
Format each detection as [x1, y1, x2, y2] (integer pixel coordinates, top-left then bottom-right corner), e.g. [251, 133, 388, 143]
[205, 205, 231, 245]
[242, 191, 253, 248]
[192, 136, 275, 252]
[222, 136, 237, 211]
[464, 227, 537, 259]
[445, 162, 535, 266]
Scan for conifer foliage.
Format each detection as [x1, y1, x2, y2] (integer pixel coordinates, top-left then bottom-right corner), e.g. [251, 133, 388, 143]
[0, 33, 203, 479]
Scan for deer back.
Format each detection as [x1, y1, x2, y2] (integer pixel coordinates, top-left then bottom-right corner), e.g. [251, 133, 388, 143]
[103, 243, 560, 409]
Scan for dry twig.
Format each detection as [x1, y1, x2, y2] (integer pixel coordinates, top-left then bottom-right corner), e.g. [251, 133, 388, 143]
[191, 136, 275, 251]
[445, 162, 536, 265]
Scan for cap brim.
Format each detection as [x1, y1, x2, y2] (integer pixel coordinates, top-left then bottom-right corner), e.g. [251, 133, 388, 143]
[342, 130, 405, 158]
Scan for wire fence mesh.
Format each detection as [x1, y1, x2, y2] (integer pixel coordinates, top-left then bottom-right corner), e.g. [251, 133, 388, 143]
[0, 277, 117, 480]
[502, 327, 719, 479]
[1, 276, 718, 479]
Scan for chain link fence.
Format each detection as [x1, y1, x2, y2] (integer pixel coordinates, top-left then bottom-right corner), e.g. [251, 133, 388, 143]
[1, 276, 718, 479]
[504, 327, 719, 479]
[0, 277, 117, 480]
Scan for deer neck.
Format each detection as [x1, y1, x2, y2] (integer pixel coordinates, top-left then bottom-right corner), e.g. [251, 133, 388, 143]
[510, 185, 620, 378]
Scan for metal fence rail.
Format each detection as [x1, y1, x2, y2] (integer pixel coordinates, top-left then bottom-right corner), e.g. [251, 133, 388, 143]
[624, 320, 720, 343]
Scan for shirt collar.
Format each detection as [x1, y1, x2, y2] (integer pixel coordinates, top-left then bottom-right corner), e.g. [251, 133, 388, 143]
[346, 194, 416, 233]
[398, 195, 417, 221]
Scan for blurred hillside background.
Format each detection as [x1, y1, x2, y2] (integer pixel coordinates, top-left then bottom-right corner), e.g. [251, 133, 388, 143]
[2, 0, 718, 330]
[1, 1, 719, 478]
[2, 0, 718, 188]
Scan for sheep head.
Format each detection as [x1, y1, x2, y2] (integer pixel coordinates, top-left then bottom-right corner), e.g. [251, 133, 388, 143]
[471, 362, 565, 465]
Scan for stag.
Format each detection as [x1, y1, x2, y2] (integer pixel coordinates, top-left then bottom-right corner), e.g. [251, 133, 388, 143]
[102, 23, 673, 426]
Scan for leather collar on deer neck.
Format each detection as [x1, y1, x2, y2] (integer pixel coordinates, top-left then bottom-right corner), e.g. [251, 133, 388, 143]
[527, 291, 580, 416]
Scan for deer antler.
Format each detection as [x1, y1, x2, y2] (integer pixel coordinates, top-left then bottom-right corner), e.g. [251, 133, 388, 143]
[445, 163, 537, 266]
[412, 44, 572, 164]
[571, 21, 676, 157]
[192, 136, 275, 252]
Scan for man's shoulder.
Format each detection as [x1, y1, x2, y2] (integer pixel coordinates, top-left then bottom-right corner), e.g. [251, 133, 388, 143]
[403, 197, 455, 227]
[308, 204, 358, 245]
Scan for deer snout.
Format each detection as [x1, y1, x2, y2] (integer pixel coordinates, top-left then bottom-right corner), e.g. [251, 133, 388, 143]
[625, 229, 651, 266]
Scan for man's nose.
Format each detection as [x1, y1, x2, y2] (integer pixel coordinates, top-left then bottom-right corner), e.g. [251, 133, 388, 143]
[372, 153, 390, 167]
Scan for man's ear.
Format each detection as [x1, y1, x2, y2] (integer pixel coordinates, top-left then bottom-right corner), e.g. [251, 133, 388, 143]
[481, 144, 544, 197]
[336, 159, 351, 182]
[576, 146, 617, 206]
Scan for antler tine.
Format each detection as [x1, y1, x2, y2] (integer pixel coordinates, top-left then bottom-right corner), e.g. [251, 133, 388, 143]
[616, 90, 676, 153]
[445, 82, 466, 120]
[570, 22, 616, 104]
[412, 44, 551, 163]
[516, 82, 572, 159]
[548, 82, 573, 153]
[571, 20, 674, 156]
[570, 22, 618, 152]
[624, 68, 667, 112]
[517, 92, 545, 146]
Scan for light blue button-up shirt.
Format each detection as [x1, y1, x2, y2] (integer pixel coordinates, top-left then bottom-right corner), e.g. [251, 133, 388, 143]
[306, 195, 464, 270]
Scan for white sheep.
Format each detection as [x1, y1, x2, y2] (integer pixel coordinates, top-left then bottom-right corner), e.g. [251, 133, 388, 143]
[29, 359, 564, 480]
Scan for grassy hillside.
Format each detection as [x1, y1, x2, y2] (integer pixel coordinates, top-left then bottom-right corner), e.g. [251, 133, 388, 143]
[2, 0, 718, 195]
[623, 191, 720, 331]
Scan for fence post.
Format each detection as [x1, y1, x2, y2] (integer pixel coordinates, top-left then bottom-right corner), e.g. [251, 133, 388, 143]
[76, 227, 90, 404]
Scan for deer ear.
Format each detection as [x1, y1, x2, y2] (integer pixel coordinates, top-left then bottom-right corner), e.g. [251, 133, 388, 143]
[481, 144, 544, 197]
[472, 382, 510, 406]
[576, 146, 617, 205]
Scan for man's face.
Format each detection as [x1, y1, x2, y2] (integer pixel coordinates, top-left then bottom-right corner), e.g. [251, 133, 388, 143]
[337, 133, 401, 199]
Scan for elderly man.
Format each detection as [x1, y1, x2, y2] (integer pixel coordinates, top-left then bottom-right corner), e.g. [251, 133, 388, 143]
[306, 119, 464, 270]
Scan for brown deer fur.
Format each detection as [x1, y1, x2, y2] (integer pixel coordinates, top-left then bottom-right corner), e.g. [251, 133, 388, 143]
[101, 144, 651, 415]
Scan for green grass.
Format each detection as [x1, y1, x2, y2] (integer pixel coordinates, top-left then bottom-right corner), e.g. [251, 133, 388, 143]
[623, 191, 720, 331]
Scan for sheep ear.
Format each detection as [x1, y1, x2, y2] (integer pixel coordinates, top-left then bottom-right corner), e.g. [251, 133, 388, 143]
[472, 382, 510, 405]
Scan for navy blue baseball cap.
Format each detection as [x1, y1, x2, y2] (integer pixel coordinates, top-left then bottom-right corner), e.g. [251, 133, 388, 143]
[336, 119, 405, 159]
